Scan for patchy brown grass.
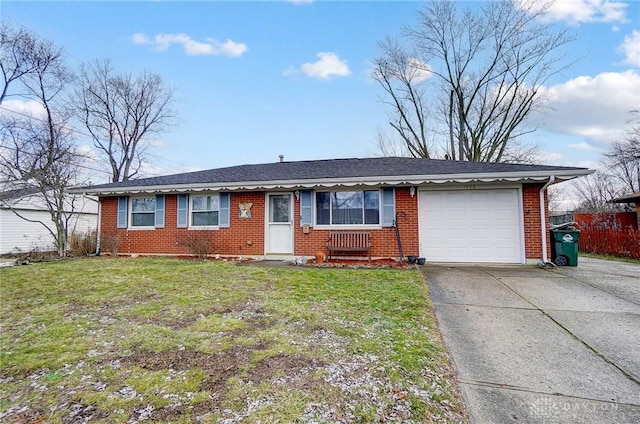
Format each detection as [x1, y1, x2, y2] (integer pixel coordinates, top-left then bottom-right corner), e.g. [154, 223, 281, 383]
[0, 257, 467, 423]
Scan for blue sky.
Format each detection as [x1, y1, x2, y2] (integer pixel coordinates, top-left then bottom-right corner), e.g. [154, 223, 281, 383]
[1, 0, 639, 182]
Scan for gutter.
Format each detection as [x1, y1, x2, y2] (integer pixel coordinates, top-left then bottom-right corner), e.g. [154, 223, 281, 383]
[539, 176, 555, 265]
[92, 199, 101, 256]
[70, 169, 593, 196]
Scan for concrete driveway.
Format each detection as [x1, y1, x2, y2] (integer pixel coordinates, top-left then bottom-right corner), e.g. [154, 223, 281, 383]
[422, 257, 640, 423]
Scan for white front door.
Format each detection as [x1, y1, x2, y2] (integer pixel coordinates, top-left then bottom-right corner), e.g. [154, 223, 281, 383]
[266, 193, 293, 254]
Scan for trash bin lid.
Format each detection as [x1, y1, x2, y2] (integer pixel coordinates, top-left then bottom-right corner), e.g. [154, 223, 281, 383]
[550, 221, 577, 231]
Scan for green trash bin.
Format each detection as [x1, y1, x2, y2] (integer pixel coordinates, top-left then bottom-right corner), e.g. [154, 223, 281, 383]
[550, 229, 581, 266]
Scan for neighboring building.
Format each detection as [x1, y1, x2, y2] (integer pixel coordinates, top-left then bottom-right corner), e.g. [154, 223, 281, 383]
[0, 187, 98, 255]
[72, 157, 592, 264]
[611, 192, 640, 229]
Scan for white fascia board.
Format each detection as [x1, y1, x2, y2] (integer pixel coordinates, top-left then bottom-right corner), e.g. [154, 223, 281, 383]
[74, 168, 593, 196]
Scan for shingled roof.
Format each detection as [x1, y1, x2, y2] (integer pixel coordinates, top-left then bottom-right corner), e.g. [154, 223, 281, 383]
[611, 192, 640, 203]
[0, 185, 42, 202]
[74, 157, 592, 195]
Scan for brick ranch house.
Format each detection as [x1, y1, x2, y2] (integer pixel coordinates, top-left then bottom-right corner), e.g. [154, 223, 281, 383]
[73, 157, 592, 264]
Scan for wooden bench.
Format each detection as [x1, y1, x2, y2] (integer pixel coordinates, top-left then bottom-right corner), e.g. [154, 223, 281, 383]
[326, 232, 371, 261]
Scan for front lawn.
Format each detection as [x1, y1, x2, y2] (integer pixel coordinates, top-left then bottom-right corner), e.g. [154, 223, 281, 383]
[0, 258, 466, 423]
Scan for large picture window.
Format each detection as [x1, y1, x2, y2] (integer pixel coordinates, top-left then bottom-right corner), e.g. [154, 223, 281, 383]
[316, 190, 380, 225]
[131, 197, 156, 227]
[191, 195, 219, 226]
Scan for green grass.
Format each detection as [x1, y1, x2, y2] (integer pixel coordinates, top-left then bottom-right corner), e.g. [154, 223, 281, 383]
[0, 257, 467, 423]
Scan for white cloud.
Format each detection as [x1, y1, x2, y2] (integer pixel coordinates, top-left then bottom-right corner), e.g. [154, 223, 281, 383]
[131, 32, 247, 57]
[76, 144, 101, 162]
[572, 159, 603, 169]
[0, 99, 46, 119]
[528, 150, 567, 166]
[146, 139, 166, 148]
[286, 52, 351, 80]
[536, 70, 640, 146]
[131, 32, 150, 45]
[137, 163, 201, 179]
[526, 0, 628, 25]
[286, 0, 314, 4]
[568, 142, 597, 150]
[619, 29, 640, 67]
[407, 58, 432, 83]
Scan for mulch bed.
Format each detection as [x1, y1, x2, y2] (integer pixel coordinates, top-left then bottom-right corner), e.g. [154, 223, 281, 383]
[307, 257, 417, 269]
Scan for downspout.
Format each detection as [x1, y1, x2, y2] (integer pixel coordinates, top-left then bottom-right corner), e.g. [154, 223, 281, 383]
[92, 198, 101, 256]
[539, 176, 555, 264]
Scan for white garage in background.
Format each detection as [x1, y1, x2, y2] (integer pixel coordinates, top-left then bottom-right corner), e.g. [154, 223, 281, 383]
[419, 187, 524, 263]
[0, 187, 98, 255]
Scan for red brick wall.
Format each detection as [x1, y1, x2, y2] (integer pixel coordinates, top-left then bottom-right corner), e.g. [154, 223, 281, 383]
[100, 185, 548, 261]
[100, 193, 265, 256]
[100, 188, 419, 259]
[292, 187, 419, 258]
[522, 183, 550, 260]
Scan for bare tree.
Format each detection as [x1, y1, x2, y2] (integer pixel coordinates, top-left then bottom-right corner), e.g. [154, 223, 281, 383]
[0, 22, 42, 105]
[0, 29, 83, 257]
[571, 171, 626, 212]
[604, 110, 640, 194]
[500, 138, 543, 165]
[0, 118, 82, 257]
[76, 59, 176, 182]
[547, 183, 570, 213]
[567, 112, 639, 214]
[373, 0, 573, 162]
[373, 128, 411, 157]
[373, 39, 434, 158]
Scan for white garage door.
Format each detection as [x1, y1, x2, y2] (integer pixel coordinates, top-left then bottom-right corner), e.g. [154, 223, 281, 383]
[419, 189, 524, 263]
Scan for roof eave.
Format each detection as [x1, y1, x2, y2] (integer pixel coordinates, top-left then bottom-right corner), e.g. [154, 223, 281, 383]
[610, 192, 640, 203]
[71, 169, 593, 196]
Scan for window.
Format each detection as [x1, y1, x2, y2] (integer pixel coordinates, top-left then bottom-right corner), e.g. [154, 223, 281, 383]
[269, 194, 290, 223]
[316, 190, 380, 225]
[177, 193, 229, 229]
[191, 195, 219, 226]
[131, 197, 156, 227]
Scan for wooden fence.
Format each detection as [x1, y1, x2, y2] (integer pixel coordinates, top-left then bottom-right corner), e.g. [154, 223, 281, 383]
[574, 212, 638, 230]
[578, 228, 640, 260]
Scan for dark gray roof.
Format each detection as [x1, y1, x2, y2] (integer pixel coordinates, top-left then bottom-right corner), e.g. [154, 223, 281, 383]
[0, 185, 41, 202]
[79, 157, 589, 191]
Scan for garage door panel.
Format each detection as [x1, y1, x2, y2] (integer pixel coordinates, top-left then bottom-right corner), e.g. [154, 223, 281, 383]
[493, 191, 514, 201]
[427, 228, 445, 239]
[472, 250, 492, 261]
[424, 211, 444, 222]
[471, 228, 491, 240]
[448, 228, 467, 240]
[419, 189, 523, 263]
[494, 228, 517, 238]
[447, 209, 467, 220]
[423, 246, 442, 256]
[447, 192, 467, 203]
[473, 209, 491, 220]
[448, 247, 468, 257]
[494, 208, 517, 220]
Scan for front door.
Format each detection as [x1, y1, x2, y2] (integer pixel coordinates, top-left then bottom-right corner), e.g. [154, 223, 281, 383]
[266, 193, 293, 254]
